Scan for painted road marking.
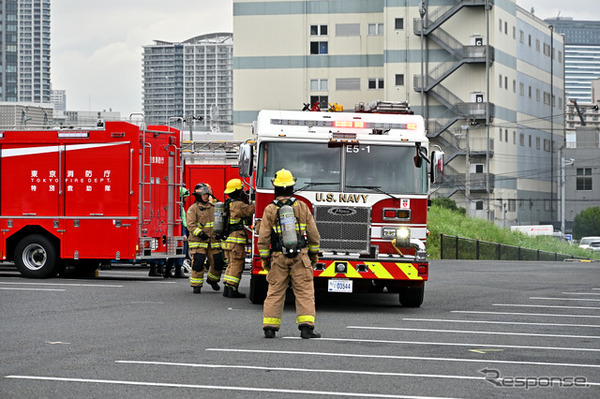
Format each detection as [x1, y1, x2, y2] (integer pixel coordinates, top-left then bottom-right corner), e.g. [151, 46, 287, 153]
[468, 349, 504, 354]
[0, 282, 123, 288]
[403, 317, 600, 328]
[452, 310, 600, 319]
[494, 303, 600, 310]
[346, 326, 600, 340]
[3, 375, 466, 399]
[0, 287, 65, 292]
[563, 292, 600, 295]
[280, 337, 600, 352]
[530, 296, 600, 302]
[117, 360, 491, 382]
[207, 348, 600, 369]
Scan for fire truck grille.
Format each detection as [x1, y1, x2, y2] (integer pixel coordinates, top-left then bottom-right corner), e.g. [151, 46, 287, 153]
[313, 206, 370, 253]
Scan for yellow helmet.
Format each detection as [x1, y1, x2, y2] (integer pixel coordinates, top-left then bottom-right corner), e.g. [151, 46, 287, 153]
[224, 178, 243, 194]
[272, 169, 296, 187]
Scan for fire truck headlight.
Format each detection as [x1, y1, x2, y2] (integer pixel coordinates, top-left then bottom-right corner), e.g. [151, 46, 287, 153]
[383, 226, 411, 247]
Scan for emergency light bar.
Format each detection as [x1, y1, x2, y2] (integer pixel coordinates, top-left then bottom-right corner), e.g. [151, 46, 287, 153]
[271, 119, 418, 130]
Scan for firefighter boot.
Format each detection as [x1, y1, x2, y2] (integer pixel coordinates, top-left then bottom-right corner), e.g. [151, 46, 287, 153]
[223, 284, 231, 297]
[163, 264, 172, 278]
[173, 266, 185, 278]
[299, 325, 321, 339]
[148, 263, 161, 277]
[193, 286, 202, 294]
[207, 279, 221, 291]
[263, 327, 277, 339]
[227, 285, 246, 298]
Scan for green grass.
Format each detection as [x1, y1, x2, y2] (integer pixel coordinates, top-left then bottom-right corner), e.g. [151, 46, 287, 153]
[426, 205, 600, 260]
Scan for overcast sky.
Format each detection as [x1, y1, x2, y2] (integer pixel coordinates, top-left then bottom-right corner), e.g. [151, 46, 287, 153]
[51, 0, 600, 116]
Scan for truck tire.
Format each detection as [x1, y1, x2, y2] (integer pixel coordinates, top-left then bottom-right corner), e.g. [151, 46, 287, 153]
[249, 274, 268, 304]
[14, 234, 59, 278]
[399, 285, 424, 307]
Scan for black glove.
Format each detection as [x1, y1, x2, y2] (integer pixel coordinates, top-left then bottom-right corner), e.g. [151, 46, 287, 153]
[198, 230, 209, 240]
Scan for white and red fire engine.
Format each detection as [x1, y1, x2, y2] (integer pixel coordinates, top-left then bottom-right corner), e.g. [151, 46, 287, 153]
[239, 102, 444, 307]
[0, 121, 185, 278]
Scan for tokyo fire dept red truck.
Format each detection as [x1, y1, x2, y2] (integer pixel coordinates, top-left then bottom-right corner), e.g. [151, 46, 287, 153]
[0, 121, 185, 278]
[239, 103, 444, 307]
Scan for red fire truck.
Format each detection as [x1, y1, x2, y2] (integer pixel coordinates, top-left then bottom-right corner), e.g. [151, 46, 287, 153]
[239, 103, 444, 307]
[0, 121, 185, 278]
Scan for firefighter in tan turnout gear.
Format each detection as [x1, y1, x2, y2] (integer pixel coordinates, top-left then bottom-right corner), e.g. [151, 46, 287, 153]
[221, 178, 255, 298]
[186, 183, 225, 294]
[257, 169, 321, 339]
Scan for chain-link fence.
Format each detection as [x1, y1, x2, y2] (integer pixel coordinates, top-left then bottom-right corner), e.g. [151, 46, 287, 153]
[440, 234, 590, 261]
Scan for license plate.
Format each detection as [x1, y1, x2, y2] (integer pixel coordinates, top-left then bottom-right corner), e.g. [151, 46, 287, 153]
[328, 279, 353, 293]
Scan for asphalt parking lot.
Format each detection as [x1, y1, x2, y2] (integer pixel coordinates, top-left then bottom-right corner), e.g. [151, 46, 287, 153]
[1, 259, 599, 398]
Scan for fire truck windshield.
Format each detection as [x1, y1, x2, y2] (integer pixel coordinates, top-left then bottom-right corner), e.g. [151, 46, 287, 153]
[257, 141, 428, 194]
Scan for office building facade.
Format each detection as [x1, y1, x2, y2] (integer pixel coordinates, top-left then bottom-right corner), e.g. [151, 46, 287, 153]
[233, 0, 564, 226]
[0, 0, 51, 103]
[142, 33, 233, 132]
[545, 18, 600, 103]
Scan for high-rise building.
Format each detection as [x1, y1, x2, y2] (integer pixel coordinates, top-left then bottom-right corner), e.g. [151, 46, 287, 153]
[545, 17, 600, 103]
[233, 0, 564, 227]
[0, 0, 51, 103]
[142, 33, 233, 132]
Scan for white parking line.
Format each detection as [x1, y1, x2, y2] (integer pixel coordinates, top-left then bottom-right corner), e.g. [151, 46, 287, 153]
[3, 375, 465, 399]
[346, 326, 600, 340]
[452, 310, 600, 319]
[0, 281, 124, 288]
[530, 297, 600, 302]
[402, 318, 600, 328]
[0, 287, 65, 292]
[117, 360, 488, 382]
[563, 292, 600, 295]
[206, 348, 600, 369]
[280, 337, 600, 352]
[494, 303, 600, 310]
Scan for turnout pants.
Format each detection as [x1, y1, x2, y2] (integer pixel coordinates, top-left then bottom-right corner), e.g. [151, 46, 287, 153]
[263, 249, 316, 330]
[189, 246, 224, 287]
[223, 242, 246, 288]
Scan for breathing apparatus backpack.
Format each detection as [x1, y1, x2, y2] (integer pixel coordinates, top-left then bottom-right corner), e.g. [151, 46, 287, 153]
[273, 198, 306, 257]
[213, 200, 228, 237]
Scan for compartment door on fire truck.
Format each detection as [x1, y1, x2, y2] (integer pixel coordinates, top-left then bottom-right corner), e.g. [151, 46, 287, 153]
[62, 141, 133, 259]
[0, 143, 63, 217]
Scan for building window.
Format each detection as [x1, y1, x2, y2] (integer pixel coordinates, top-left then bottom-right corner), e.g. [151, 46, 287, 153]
[508, 199, 516, 212]
[513, 131, 516, 144]
[310, 79, 328, 91]
[310, 25, 328, 36]
[336, 23, 360, 36]
[310, 41, 328, 55]
[475, 200, 484, 210]
[310, 95, 328, 110]
[513, 79, 516, 93]
[536, 89, 540, 102]
[519, 82, 524, 96]
[536, 137, 540, 150]
[519, 30, 524, 43]
[543, 92, 551, 105]
[536, 39, 540, 51]
[513, 26, 516, 39]
[395, 74, 405, 86]
[368, 78, 384, 89]
[520, 133, 524, 146]
[368, 23, 384, 36]
[504, 21, 508, 34]
[336, 78, 360, 91]
[505, 76, 508, 89]
[528, 86, 532, 98]
[528, 34, 532, 46]
[544, 139, 551, 152]
[499, 19, 502, 32]
[395, 18, 404, 30]
[505, 129, 508, 142]
[576, 168, 592, 190]
[499, 74, 503, 88]
[499, 128, 503, 141]
[474, 164, 484, 173]
[528, 135, 532, 147]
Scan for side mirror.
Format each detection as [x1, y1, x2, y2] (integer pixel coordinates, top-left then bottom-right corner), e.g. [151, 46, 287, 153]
[238, 143, 253, 177]
[431, 150, 444, 184]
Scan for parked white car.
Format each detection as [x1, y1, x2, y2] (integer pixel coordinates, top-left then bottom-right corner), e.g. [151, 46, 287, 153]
[588, 242, 600, 252]
[579, 236, 600, 249]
